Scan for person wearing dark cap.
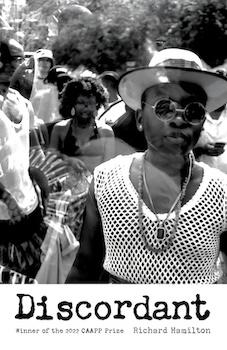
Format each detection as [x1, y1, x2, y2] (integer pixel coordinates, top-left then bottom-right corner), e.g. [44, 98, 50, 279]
[66, 48, 227, 284]
[98, 71, 147, 152]
[98, 71, 120, 104]
[0, 39, 38, 128]
[0, 39, 24, 97]
[44, 65, 71, 95]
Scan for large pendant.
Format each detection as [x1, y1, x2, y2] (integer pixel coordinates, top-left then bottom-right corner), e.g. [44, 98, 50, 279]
[157, 223, 166, 240]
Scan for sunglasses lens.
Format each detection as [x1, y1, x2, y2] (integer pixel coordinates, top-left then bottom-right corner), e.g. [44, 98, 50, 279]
[155, 99, 175, 121]
[185, 102, 206, 124]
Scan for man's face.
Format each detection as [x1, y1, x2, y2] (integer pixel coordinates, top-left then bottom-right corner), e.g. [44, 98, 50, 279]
[0, 57, 24, 98]
[37, 58, 52, 79]
[0, 60, 20, 96]
[138, 82, 206, 156]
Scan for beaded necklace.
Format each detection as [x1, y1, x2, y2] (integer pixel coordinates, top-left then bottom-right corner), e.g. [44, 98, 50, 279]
[138, 151, 194, 253]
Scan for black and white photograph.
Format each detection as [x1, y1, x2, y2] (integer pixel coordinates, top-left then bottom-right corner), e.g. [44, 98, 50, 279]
[0, 0, 227, 349]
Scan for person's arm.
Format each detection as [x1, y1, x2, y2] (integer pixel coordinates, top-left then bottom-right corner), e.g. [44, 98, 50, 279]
[66, 180, 106, 283]
[0, 182, 44, 244]
[49, 123, 62, 151]
[104, 128, 116, 162]
[98, 123, 116, 162]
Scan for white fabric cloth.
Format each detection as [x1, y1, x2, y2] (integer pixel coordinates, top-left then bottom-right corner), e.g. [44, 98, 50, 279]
[36, 218, 79, 284]
[196, 109, 227, 173]
[30, 84, 62, 123]
[94, 153, 227, 284]
[0, 109, 38, 217]
[36, 190, 79, 284]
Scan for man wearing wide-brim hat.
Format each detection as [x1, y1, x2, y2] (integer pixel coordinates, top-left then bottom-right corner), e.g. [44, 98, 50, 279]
[67, 48, 227, 284]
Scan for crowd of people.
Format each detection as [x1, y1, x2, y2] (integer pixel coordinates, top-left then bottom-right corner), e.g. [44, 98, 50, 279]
[1, 29, 227, 284]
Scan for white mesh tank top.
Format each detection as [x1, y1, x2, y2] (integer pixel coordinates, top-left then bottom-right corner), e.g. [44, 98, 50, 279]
[94, 154, 227, 284]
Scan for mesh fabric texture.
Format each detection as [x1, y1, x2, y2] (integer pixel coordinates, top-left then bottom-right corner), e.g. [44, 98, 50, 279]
[94, 154, 227, 284]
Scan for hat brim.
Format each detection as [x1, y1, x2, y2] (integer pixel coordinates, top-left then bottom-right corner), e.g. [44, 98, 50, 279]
[118, 66, 227, 113]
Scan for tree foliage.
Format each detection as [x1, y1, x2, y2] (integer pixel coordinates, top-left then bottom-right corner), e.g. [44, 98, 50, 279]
[52, 0, 159, 74]
[22, 0, 227, 70]
[167, 0, 227, 67]
[25, 0, 48, 12]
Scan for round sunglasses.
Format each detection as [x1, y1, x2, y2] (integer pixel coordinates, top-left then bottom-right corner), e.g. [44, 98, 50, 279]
[143, 98, 206, 125]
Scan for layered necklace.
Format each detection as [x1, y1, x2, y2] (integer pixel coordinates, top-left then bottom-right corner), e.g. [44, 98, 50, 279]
[138, 151, 194, 253]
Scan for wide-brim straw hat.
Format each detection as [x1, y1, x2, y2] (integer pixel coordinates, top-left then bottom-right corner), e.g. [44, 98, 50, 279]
[118, 48, 227, 113]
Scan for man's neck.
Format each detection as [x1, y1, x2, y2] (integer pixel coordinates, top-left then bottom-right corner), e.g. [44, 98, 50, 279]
[145, 148, 189, 180]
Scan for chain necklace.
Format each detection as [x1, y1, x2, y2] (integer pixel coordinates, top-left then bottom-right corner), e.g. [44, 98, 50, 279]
[138, 152, 194, 253]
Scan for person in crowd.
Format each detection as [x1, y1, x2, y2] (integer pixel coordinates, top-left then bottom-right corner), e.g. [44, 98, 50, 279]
[66, 48, 227, 284]
[31, 65, 72, 124]
[0, 39, 40, 129]
[32, 49, 54, 86]
[194, 77, 227, 174]
[49, 76, 115, 174]
[99, 101, 147, 153]
[6, 38, 25, 73]
[97, 71, 147, 153]
[98, 71, 120, 104]
[10, 49, 54, 119]
[193, 70, 227, 283]
[30, 49, 54, 114]
[45, 65, 72, 97]
[96, 71, 120, 119]
[0, 39, 48, 283]
[10, 52, 34, 101]
[0, 106, 47, 283]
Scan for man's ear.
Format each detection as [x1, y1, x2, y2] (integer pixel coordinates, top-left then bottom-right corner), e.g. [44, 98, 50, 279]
[135, 109, 143, 132]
